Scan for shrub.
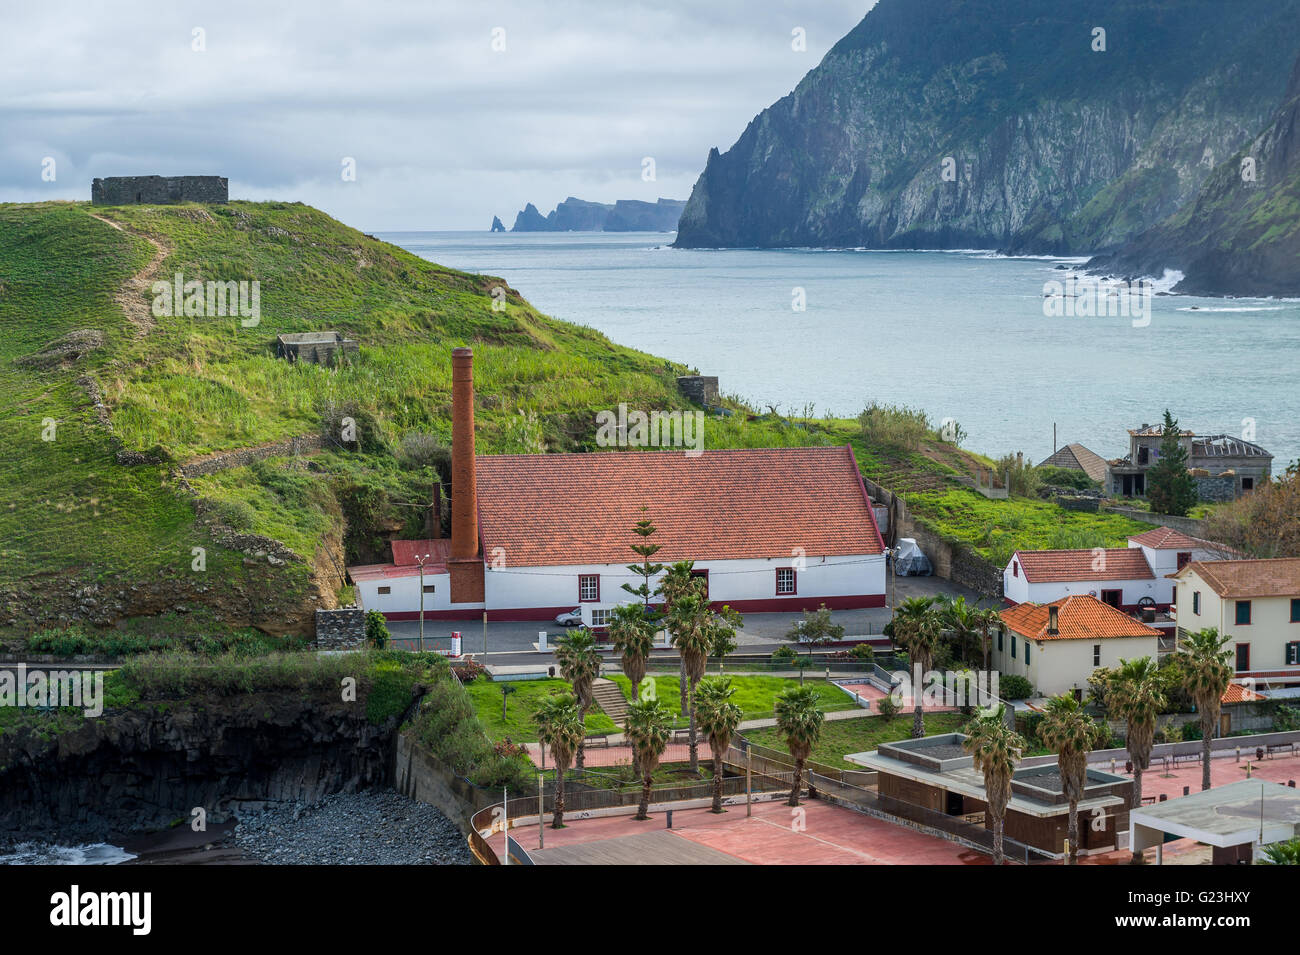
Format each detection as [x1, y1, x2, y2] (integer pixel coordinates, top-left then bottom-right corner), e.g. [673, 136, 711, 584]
[850, 643, 875, 661]
[857, 403, 933, 452]
[1037, 466, 1099, 491]
[365, 610, 390, 649]
[771, 645, 797, 663]
[999, 674, 1035, 699]
[1272, 703, 1300, 732]
[1182, 722, 1203, 741]
[876, 693, 900, 721]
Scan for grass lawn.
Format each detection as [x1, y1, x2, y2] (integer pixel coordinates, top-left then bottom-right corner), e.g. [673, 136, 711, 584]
[603, 673, 858, 722]
[464, 678, 619, 742]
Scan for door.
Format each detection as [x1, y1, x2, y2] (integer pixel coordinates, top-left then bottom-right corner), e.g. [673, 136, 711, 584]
[1101, 589, 1122, 609]
[1235, 643, 1250, 673]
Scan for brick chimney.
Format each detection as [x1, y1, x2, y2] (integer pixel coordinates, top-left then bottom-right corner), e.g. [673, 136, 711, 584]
[1048, 604, 1060, 636]
[449, 347, 484, 603]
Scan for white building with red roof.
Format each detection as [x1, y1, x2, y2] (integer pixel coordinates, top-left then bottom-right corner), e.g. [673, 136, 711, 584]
[1003, 547, 1160, 613]
[347, 348, 886, 623]
[1126, 525, 1235, 604]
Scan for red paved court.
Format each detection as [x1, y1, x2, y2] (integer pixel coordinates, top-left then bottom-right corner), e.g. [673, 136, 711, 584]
[491, 798, 991, 865]
[1106, 750, 1300, 801]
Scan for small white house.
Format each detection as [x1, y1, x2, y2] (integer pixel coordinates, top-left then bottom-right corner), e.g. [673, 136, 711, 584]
[1126, 526, 1234, 606]
[1003, 547, 1161, 612]
[994, 595, 1161, 698]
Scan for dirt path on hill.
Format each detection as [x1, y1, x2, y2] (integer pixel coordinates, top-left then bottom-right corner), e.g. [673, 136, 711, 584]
[89, 213, 168, 337]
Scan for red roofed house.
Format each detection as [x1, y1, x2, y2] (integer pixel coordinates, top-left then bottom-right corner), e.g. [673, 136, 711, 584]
[350, 539, 451, 620]
[348, 349, 886, 623]
[1003, 547, 1162, 613]
[1126, 525, 1235, 605]
[995, 595, 1162, 697]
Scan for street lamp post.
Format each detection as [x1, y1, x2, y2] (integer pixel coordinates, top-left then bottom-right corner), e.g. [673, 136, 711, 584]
[415, 553, 431, 652]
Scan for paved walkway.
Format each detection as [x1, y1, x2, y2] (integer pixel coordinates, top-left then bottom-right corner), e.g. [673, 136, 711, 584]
[492, 799, 992, 865]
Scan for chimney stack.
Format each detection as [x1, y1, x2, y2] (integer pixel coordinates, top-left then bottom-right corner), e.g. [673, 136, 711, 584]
[449, 347, 485, 603]
[1048, 604, 1060, 635]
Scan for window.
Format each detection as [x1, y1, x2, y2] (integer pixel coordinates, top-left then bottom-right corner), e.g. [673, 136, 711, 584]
[1291, 598, 1300, 623]
[590, 608, 611, 628]
[1242, 477, 1254, 492]
[1101, 589, 1122, 609]
[1012, 560, 1019, 578]
[1235, 644, 1250, 672]
[1287, 642, 1300, 666]
[1024, 641, 1031, 665]
[1093, 644, 1101, 667]
[775, 567, 796, 595]
[1193, 591, 1201, 615]
[690, 569, 709, 598]
[1235, 600, 1252, 626]
[997, 628, 1004, 652]
[1176, 552, 1192, 570]
[422, 584, 436, 594]
[377, 586, 391, 595]
[1011, 635, 1017, 660]
[578, 574, 600, 602]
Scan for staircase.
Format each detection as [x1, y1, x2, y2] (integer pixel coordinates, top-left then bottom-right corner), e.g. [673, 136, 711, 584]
[590, 678, 630, 726]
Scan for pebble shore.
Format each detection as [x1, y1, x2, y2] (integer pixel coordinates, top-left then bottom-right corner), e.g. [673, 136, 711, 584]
[234, 790, 473, 865]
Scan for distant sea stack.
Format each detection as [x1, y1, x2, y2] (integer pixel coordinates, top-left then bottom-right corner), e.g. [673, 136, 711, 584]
[490, 215, 506, 232]
[673, 0, 1300, 254]
[510, 197, 685, 232]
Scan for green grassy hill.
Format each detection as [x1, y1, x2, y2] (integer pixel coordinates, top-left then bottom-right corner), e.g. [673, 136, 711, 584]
[0, 199, 1150, 640]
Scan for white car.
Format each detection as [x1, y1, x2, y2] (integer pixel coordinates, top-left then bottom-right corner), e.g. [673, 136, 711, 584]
[555, 608, 583, 627]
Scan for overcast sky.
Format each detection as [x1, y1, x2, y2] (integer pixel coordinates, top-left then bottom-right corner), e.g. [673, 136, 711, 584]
[0, 1, 873, 230]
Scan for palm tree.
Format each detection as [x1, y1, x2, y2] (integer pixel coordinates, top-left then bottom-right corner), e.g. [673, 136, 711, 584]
[972, 606, 1002, 672]
[667, 588, 713, 774]
[625, 698, 672, 820]
[695, 677, 743, 813]
[1038, 693, 1106, 864]
[660, 560, 699, 713]
[963, 705, 1026, 865]
[1179, 627, 1233, 792]
[893, 608, 942, 738]
[894, 595, 938, 622]
[533, 693, 584, 829]
[1258, 837, 1300, 865]
[1108, 656, 1166, 861]
[938, 594, 977, 663]
[774, 685, 825, 807]
[554, 629, 600, 773]
[608, 603, 654, 703]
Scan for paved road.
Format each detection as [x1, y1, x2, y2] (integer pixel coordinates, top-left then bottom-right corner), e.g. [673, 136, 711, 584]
[384, 572, 991, 665]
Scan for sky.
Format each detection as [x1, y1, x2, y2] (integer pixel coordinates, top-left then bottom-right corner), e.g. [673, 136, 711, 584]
[0, 0, 874, 231]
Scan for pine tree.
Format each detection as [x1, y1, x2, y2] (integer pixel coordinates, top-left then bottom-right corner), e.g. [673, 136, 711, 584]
[621, 506, 664, 611]
[1146, 409, 1198, 516]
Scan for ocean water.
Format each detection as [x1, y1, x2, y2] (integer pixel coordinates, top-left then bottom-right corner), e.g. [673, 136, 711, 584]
[384, 231, 1300, 469]
[0, 842, 134, 865]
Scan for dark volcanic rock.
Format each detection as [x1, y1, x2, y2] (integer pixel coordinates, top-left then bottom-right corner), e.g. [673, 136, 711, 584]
[510, 197, 684, 232]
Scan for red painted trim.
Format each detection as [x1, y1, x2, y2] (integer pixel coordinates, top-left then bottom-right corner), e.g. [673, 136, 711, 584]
[775, 566, 797, 596]
[578, 573, 600, 603]
[845, 444, 887, 553]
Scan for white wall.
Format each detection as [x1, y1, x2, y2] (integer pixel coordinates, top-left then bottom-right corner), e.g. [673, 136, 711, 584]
[484, 553, 886, 613]
[1129, 542, 1223, 604]
[355, 571, 479, 616]
[992, 630, 1158, 697]
[1003, 556, 1160, 609]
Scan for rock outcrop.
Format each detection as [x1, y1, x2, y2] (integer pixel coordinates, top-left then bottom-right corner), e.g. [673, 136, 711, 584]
[0, 691, 411, 842]
[1088, 53, 1300, 296]
[510, 197, 685, 232]
[673, 0, 1300, 255]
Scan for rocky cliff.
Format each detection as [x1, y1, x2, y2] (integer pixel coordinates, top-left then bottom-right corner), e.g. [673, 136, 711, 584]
[1088, 54, 1300, 296]
[0, 691, 411, 841]
[510, 197, 685, 232]
[674, 0, 1300, 255]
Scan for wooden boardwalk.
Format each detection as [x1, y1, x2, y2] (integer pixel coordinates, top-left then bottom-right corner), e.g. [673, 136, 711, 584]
[531, 830, 749, 865]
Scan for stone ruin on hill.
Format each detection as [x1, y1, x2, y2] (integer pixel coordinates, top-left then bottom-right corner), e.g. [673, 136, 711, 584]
[91, 175, 228, 205]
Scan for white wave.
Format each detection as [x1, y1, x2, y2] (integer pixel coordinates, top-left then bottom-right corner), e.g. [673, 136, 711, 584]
[0, 841, 136, 865]
[1175, 305, 1289, 313]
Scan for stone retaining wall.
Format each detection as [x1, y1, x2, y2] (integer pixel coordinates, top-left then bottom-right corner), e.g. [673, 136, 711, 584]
[180, 433, 325, 478]
[315, 608, 366, 649]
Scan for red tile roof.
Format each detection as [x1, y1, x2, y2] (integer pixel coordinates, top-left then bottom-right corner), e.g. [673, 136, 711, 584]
[1000, 595, 1162, 642]
[1014, 548, 1154, 583]
[1128, 526, 1203, 550]
[474, 446, 884, 567]
[391, 538, 451, 568]
[1174, 558, 1300, 598]
[1221, 683, 1266, 704]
